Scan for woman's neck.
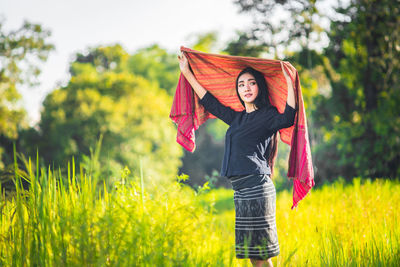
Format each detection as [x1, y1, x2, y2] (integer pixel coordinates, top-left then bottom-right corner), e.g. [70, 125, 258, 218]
[245, 103, 257, 113]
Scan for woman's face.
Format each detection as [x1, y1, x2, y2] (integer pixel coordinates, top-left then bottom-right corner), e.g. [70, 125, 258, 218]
[237, 72, 259, 105]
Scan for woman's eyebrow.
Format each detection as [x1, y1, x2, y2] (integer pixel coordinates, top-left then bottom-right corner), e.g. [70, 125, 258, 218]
[238, 78, 255, 83]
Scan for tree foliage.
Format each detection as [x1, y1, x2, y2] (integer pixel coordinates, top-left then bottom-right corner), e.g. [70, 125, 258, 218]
[29, 44, 183, 183]
[231, 0, 326, 57]
[127, 44, 180, 95]
[0, 19, 54, 168]
[232, 0, 400, 181]
[224, 31, 266, 57]
[314, 0, 400, 179]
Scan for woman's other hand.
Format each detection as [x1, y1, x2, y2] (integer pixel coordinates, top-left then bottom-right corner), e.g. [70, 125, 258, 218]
[281, 61, 293, 88]
[177, 51, 207, 99]
[281, 61, 296, 109]
[178, 52, 190, 75]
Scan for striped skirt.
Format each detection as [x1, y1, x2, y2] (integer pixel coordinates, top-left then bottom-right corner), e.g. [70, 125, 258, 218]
[231, 174, 280, 260]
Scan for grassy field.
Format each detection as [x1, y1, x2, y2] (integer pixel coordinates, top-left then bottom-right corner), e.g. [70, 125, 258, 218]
[200, 177, 400, 266]
[1, 157, 399, 266]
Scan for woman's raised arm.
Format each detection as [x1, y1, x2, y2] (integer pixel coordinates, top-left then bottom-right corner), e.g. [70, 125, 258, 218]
[178, 52, 207, 99]
[177, 52, 238, 125]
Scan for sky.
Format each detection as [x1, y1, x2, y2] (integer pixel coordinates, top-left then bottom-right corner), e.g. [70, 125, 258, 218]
[1, 0, 252, 125]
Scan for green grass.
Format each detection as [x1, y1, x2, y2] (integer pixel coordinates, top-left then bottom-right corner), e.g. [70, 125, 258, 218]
[1, 153, 399, 266]
[197, 177, 400, 266]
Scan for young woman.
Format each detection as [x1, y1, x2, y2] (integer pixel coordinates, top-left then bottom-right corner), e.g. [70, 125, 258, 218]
[178, 53, 296, 267]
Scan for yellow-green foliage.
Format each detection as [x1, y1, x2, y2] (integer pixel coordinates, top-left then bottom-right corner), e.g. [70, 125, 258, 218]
[203, 178, 400, 266]
[274, 178, 400, 266]
[36, 44, 183, 184]
[0, 160, 233, 266]
[1, 158, 399, 266]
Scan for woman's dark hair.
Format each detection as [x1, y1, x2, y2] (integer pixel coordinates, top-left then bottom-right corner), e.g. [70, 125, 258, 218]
[235, 67, 279, 178]
[235, 67, 271, 110]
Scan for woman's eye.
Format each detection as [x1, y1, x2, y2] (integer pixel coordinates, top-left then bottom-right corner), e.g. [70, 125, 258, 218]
[250, 82, 256, 85]
[239, 84, 244, 87]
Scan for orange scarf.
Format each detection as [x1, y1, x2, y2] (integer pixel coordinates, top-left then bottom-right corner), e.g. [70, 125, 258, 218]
[170, 46, 315, 209]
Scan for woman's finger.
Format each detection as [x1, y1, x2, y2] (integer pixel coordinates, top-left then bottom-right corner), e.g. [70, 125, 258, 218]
[178, 52, 186, 62]
[281, 61, 289, 76]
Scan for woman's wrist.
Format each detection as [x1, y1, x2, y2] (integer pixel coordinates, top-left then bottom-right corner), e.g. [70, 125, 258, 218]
[182, 68, 193, 79]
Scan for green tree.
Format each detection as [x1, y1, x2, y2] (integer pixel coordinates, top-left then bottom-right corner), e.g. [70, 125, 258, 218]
[224, 31, 266, 57]
[30, 44, 182, 184]
[127, 44, 180, 95]
[232, 0, 326, 58]
[231, 0, 400, 181]
[313, 0, 400, 180]
[72, 44, 129, 74]
[0, 19, 54, 168]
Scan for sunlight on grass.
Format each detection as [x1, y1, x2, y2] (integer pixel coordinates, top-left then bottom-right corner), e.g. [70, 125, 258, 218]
[1, 153, 399, 266]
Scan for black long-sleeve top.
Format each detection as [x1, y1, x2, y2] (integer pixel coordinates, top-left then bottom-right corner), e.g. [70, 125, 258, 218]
[198, 91, 297, 177]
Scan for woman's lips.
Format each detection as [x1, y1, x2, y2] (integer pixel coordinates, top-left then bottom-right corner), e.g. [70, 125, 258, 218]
[245, 93, 252, 98]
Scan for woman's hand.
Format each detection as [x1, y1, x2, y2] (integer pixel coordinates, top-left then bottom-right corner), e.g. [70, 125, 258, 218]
[281, 61, 293, 88]
[281, 61, 296, 109]
[177, 51, 207, 99]
[178, 52, 190, 75]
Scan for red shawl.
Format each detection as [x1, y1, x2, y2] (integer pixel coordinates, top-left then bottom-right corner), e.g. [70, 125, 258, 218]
[170, 46, 315, 209]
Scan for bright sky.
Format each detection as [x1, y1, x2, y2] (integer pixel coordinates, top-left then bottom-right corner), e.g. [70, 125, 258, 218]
[1, 0, 252, 125]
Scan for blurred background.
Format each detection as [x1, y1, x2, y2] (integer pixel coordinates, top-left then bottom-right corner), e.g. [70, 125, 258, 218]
[1, 0, 399, 192]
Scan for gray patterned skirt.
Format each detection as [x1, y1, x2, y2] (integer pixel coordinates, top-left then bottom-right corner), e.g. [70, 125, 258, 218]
[229, 174, 280, 260]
